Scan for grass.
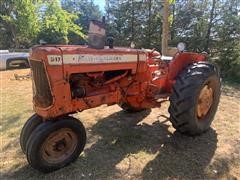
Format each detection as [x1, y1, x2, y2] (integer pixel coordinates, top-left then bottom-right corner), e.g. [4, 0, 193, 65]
[0, 69, 240, 180]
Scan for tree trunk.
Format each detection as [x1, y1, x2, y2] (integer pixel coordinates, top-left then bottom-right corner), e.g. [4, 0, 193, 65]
[106, 0, 110, 22]
[205, 0, 216, 53]
[162, 0, 170, 55]
[147, 0, 152, 47]
[170, 3, 175, 41]
[130, 0, 134, 42]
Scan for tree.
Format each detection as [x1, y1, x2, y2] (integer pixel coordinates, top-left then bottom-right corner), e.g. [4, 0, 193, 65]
[37, 0, 85, 44]
[141, 0, 163, 49]
[106, 0, 163, 49]
[215, 0, 240, 80]
[61, 0, 102, 44]
[0, 0, 40, 48]
[204, 0, 216, 52]
[105, 0, 128, 46]
[169, 0, 210, 51]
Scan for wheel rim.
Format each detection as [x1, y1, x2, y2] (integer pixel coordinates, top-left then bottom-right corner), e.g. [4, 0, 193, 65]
[197, 85, 214, 119]
[41, 128, 78, 164]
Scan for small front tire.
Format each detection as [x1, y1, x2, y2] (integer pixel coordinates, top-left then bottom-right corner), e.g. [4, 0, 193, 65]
[26, 116, 86, 173]
[20, 114, 43, 154]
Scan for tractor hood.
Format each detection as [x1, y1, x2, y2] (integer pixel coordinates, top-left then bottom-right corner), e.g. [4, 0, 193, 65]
[30, 45, 150, 66]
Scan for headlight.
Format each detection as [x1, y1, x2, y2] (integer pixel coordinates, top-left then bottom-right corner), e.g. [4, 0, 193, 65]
[177, 42, 186, 52]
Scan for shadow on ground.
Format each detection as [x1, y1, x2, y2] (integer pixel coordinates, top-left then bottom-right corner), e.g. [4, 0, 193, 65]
[141, 129, 218, 179]
[2, 109, 219, 179]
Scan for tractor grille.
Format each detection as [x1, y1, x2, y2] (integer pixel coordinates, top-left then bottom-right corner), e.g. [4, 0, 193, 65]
[30, 60, 53, 108]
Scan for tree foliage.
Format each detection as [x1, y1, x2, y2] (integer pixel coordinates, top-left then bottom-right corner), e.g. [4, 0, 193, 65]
[0, 0, 40, 48]
[0, 0, 239, 80]
[37, 0, 85, 44]
[61, 0, 102, 44]
[105, 0, 163, 49]
[106, 0, 240, 80]
[214, 0, 240, 80]
[0, 0, 86, 47]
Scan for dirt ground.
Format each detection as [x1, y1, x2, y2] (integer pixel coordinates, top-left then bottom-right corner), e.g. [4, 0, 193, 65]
[0, 69, 239, 180]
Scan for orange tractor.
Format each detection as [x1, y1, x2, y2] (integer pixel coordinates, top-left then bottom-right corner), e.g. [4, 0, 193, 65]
[20, 20, 221, 172]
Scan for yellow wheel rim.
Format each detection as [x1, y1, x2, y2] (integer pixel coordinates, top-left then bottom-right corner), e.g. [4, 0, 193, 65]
[197, 85, 214, 119]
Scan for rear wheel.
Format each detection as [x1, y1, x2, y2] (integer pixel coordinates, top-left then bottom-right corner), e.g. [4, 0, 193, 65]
[20, 114, 43, 154]
[26, 116, 86, 173]
[168, 62, 221, 136]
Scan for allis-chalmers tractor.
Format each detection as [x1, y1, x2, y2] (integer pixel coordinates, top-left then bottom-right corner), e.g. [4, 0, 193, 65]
[20, 20, 221, 172]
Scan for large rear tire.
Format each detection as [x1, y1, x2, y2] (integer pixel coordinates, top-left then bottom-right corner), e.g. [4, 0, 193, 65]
[20, 114, 43, 154]
[26, 116, 86, 173]
[168, 62, 221, 136]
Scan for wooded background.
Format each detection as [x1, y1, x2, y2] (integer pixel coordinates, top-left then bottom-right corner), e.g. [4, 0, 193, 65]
[0, 0, 239, 81]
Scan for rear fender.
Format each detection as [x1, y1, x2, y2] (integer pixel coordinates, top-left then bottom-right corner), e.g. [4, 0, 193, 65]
[167, 52, 207, 90]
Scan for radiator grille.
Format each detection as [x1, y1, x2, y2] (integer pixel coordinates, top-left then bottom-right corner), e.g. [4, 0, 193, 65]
[30, 60, 53, 108]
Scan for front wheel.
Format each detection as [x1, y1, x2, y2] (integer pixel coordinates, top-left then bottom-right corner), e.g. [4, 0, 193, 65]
[168, 62, 221, 136]
[20, 114, 43, 154]
[26, 116, 86, 173]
